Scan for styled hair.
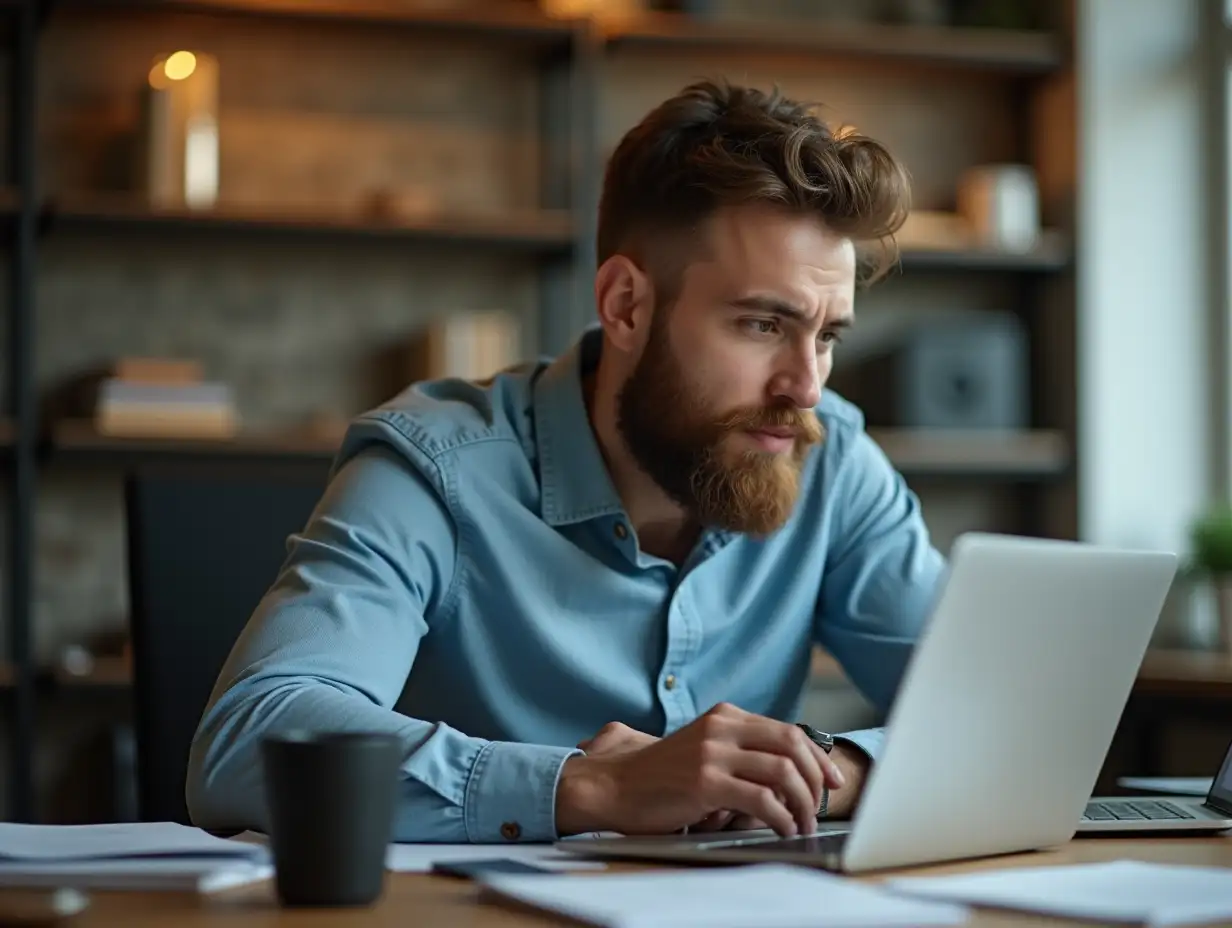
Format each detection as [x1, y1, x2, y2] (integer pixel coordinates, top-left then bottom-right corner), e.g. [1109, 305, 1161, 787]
[596, 80, 911, 291]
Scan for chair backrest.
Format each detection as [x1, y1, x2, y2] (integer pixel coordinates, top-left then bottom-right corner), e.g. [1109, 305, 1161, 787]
[125, 462, 327, 824]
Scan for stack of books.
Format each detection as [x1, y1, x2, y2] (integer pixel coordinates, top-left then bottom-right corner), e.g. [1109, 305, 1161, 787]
[89, 357, 238, 440]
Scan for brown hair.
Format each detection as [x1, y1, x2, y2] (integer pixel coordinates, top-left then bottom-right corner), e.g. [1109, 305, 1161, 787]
[597, 80, 911, 292]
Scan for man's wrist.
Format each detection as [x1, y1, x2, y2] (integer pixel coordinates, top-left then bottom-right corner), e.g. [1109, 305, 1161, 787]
[555, 755, 616, 836]
[826, 740, 872, 819]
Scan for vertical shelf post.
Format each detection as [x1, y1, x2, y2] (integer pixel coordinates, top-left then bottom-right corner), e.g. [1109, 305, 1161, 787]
[6, 0, 38, 823]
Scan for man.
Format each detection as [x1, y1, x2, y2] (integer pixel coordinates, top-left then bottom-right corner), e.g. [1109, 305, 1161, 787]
[187, 80, 945, 843]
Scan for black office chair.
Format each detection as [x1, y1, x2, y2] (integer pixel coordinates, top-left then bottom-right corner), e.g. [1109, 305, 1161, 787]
[125, 462, 327, 824]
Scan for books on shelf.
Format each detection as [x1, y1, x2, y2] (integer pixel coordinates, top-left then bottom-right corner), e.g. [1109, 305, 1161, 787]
[58, 355, 240, 440]
[406, 311, 522, 383]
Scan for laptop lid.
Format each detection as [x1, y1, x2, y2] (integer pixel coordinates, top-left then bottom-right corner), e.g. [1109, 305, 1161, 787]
[837, 532, 1178, 873]
[1203, 737, 1232, 816]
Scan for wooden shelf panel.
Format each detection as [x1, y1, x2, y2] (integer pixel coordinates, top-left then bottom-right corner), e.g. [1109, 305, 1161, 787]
[53, 0, 580, 48]
[48, 420, 340, 468]
[869, 428, 1070, 480]
[42, 195, 578, 255]
[50, 654, 132, 689]
[1135, 648, 1232, 700]
[604, 13, 1062, 74]
[898, 233, 1072, 273]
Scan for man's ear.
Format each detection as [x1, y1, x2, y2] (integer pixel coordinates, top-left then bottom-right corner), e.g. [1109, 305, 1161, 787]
[594, 254, 654, 354]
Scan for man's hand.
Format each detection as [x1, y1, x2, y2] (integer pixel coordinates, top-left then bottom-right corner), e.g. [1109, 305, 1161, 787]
[577, 722, 658, 756]
[556, 703, 846, 838]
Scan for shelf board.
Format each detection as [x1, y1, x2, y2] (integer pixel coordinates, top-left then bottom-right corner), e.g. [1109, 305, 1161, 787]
[868, 428, 1070, 480]
[897, 233, 1072, 273]
[53, 0, 579, 49]
[51, 655, 132, 690]
[604, 13, 1062, 74]
[42, 195, 577, 255]
[47, 420, 341, 468]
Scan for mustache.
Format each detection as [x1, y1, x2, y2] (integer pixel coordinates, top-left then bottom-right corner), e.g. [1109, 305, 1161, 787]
[715, 405, 824, 443]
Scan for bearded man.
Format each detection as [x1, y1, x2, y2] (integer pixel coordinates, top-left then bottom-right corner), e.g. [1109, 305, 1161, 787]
[187, 80, 946, 843]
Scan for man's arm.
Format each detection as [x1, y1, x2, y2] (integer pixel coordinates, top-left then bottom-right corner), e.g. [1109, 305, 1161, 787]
[186, 438, 580, 843]
[814, 426, 947, 810]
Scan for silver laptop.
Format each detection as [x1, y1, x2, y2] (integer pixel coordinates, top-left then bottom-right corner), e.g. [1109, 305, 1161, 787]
[1078, 736, 1232, 833]
[555, 532, 1180, 873]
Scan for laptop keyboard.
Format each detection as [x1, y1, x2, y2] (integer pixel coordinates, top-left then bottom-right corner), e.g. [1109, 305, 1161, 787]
[1082, 799, 1195, 822]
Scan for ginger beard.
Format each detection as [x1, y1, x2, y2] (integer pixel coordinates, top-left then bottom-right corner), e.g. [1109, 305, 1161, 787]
[616, 312, 824, 537]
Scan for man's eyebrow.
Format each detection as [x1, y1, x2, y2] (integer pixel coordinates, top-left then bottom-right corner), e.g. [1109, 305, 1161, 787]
[728, 296, 810, 323]
[729, 296, 855, 330]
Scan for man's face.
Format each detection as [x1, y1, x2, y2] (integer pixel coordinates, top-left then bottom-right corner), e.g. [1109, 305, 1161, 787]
[616, 203, 856, 536]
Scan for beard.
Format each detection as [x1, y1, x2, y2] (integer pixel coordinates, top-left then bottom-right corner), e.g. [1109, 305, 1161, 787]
[615, 316, 824, 537]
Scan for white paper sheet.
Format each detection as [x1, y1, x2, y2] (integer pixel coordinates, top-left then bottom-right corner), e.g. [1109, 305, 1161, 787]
[1117, 777, 1214, 797]
[0, 858, 274, 893]
[479, 863, 970, 928]
[385, 842, 607, 872]
[0, 823, 267, 861]
[888, 859, 1232, 926]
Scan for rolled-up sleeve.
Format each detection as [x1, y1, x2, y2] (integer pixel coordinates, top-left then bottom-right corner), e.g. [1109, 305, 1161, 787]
[186, 432, 579, 842]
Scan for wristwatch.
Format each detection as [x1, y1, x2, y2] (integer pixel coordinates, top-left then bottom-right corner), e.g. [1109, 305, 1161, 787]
[796, 723, 835, 821]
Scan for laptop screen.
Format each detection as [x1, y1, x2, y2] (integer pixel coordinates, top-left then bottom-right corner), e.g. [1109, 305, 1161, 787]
[1208, 737, 1232, 814]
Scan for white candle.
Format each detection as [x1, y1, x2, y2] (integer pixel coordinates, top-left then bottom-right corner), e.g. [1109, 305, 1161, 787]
[140, 50, 220, 210]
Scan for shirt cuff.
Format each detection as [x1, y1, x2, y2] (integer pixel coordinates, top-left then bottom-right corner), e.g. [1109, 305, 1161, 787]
[463, 741, 582, 842]
[834, 727, 885, 764]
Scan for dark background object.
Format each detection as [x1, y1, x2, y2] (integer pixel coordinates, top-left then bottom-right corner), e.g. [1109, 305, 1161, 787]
[831, 313, 1030, 430]
[126, 465, 327, 824]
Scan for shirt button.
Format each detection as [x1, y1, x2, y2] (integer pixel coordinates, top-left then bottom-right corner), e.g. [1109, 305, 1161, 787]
[500, 821, 522, 841]
[613, 522, 628, 540]
[664, 674, 677, 691]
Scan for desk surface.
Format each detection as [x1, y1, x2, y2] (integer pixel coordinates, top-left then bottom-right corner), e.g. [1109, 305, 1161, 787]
[66, 837, 1231, 927]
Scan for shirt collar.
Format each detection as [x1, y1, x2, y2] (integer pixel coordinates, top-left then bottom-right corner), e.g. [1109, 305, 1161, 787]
[532, 326, 627, 527]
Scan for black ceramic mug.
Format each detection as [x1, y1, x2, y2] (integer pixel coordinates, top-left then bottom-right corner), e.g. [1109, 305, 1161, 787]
[261, 731, 402, 907]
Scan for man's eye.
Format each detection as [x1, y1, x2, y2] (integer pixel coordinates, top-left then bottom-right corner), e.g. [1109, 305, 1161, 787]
[820, 331, 842, 345]
[744, 318, 778, 335]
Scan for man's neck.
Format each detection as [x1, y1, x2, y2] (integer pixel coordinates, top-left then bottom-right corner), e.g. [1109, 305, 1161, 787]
[583, 364, 699, 566]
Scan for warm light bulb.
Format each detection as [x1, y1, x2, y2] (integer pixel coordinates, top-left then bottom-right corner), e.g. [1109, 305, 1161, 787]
[163, 51, 197, 81]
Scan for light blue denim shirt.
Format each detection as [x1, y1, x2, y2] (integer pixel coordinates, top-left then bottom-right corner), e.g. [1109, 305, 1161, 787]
[187, 326, 946, 843]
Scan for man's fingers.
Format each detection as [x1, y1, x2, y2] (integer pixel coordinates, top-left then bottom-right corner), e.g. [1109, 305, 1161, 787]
[725, 751, 817, 836]
[715, 777, 797, 837]
[807, 741, 846, 789]
[724, 720, 825, 814]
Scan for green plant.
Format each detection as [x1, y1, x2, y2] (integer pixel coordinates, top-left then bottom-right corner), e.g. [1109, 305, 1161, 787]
[1190, 505, 1232, 575]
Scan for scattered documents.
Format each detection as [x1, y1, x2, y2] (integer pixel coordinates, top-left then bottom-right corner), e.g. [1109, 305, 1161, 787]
[888, 859, 1232, 926]
[1117, 777, 1213, 797]
[0, 823, 271, 893]
[0, 822, 265, 861]
[0, 858, 272, 893]
[385, 842, 607, 873]
[479, 863, 970, 928]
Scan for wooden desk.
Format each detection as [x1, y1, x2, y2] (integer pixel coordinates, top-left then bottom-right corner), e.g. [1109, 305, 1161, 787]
[61, 837, 1232, 927]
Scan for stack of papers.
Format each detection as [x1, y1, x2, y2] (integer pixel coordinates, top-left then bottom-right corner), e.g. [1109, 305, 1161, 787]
[0, 823, 272, 893]
[888, 859, 1232, 926]
[478, 863, 970, 928]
